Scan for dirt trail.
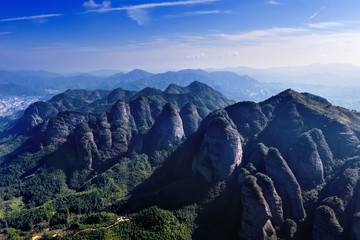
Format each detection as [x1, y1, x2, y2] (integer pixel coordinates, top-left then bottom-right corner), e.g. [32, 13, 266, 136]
[73, 217, 130, 237]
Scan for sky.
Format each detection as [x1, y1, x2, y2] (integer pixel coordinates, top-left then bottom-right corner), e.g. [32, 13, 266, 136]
[1, 0, 360, 72]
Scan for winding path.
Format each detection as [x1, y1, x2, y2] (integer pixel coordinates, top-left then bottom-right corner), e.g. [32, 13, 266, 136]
[73, 217, 130, 237]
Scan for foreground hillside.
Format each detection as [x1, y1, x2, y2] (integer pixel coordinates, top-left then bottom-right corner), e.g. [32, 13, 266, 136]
[1, 85, 360, 239]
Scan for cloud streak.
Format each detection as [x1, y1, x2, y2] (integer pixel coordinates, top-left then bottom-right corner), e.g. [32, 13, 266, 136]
[164, 10, 232, 19]
[87, 0, 220, 13]
[307, 21, 345, 29]
[309, 6, 325, 20]
[0, 14, 63, 22]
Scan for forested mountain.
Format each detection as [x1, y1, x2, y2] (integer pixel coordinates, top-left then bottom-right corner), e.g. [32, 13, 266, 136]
[1, 83, 360, 240]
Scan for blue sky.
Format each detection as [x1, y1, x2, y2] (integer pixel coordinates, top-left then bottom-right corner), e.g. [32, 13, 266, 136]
[1, 0, 360, 72]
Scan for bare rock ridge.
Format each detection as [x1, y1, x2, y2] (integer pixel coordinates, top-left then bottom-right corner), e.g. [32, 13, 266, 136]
[265, 148, 306, 221]
[145, 103, 185, 152]
[287, 128, 326, 189]
[255, 172, 284, 225]
[192, 110, 243, 181]
[180, 103, 202, 138]
[312, 205, 343, 240]
[239, 175, 277, 240]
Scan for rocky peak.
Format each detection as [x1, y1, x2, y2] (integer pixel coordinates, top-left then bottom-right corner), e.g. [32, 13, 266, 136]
[106, 88, 129, 104]
[239, 175, 277, 240]
[312, 205, 343, 240]
[180, 103, 202, 138]
[192, 111, 242, 181]
[108, 100, 131, 124]
[129, 96, 153, 132]
[265, 148, 306, 221]
[145, 103, 184, 152]
[287, 128, 326, 189]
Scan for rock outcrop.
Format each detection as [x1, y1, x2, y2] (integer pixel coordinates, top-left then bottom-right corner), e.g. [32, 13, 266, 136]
[44, 112, 87, 146]
[255, 173, 284, 225]
[129, 96, 153, 132]
[192, 111, 242, 181]
[74, 124, 99, 169]
[239, 175, 277, 240]
[108, 100, 131, 124]
[179, 103, 202, 138]
[287, 129, 326, 189]
[265, 148, 306, 221]
[312, 205, 343, 240]
[145, 103, 184, 152]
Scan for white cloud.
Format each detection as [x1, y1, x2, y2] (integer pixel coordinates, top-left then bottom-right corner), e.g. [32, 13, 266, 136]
[307, 22, 345, 29]
[127, 9, 149, 25]
[266, 1, 280, 5]
[184, 53, 207, 59]
[215, 27, 308, 42]
[0, 14, 62, 22]
[216, 51, 239, 58]
[87, 0, 220, 13]
[309, 6, 325, 20]
[83, 0, 111, 9]
[0, 32, 11, 35]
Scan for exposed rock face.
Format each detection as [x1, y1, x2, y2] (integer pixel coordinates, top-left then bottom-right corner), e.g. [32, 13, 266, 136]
[265, 148, 306, 221]
[145, 103, 184, 152]
[312, 205, 343, 240]
[74, 127, 98, 169]
[287, 129, 326, 189]
[108, 100, 131, 124]
[311, 128, 333, 173]
[23, 102, 58, 130]
[192, 112, 242, 181]
[255, 173, 284, 225]
[44, 112, 87, 146]
[324, 121, 359, 159]
[129, 96, 153, 132]
[93, 116, 112, 151]
[179, 103, 202, 138]
[239, 175, 277, 240]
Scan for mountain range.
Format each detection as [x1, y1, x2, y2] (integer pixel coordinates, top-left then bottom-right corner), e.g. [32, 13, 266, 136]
[1, 81, 360, 239]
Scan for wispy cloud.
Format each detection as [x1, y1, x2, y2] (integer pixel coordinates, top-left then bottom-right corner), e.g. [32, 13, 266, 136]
[83, 0, 111, 9]
[127, 9, 149, 25]
[307, 21, 345, 29]
[86, 0, 220, 25]
[87, 0, 220, 13]
[265, 1, 280, 5]
[216, 51, 239, 58]
[164, 10, 232, 18]
[0, 32, 11, 35]
[184, 53, 207, 59]
[0, 14, 63, 22]
[309, 6, 325, 20]
[215, 27, 307, 42]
